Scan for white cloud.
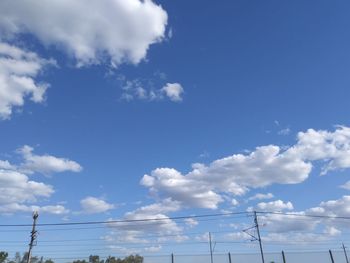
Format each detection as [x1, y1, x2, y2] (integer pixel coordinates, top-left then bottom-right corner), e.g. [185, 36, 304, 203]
[0, 146, 82, 215]
[258, 195, 350, 237]
[161, 83, 184, 102]
[248, 193, 274, 201]
[18, 145, 82, 175]
[184, 218, 198, 228]
[141, 126, 350, 210]
[278, 128, 291, 136]
[104, 199, 186, 253]
[141, 145, 311, 209]
[259, 212, 318, 233]
[0, 169, 53, 205]
[0, 42, 53, 119]
[288, 126, 350, 175]
[256, 200, 294, 211]
[0, 169, 69, 215]
[340, 181, 350, 190]
[307, 195, 350, 218]
[141, 168, 224, 209]
[0, 0, 167, 67]
[80, 197, 115, 214]
[120, 78, 184, 103]
[231, 198, 239, 206]
[0, 160, 15, 170]
[0, 203, 68, 215]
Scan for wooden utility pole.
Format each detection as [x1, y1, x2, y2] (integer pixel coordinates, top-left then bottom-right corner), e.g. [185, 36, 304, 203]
[343, 243, 349, 263]
[254, 211, 265, 263]
[27, 212, 39, 263]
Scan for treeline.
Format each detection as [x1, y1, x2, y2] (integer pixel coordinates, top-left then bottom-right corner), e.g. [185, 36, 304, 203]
[0, 252, 143, 263]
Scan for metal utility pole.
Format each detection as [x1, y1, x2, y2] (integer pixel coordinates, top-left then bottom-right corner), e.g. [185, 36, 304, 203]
[329, 249, 335, 263]
[343, 243, 349, 263]
[209, 232, 214, 263]
[27, 212, 39, 263]
[282, 250, 286, 263]
[254, 211, 265, 263]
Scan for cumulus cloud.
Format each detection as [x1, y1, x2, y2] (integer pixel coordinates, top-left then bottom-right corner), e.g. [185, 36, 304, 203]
[0, 42, 54, 119]
[259, 212, 318, 233]
[0, 146, 81, 215]
[231, 198, 239, 206]
[18, 145, 82, 175]
[120, 78, 184, 102]
[141, 145, 310, 209]
[161, 83, 184, 102]
[248, 193, 274, 201]
[0, 169, 69, 215]
[141, 168, 224, 209]
[0, 169, 53, 205]
[340, 181, 350, 190]
[80, 197, 115, 214]
[288, 126, 350, 175]
[0, 0, 168, 66]
[104, 199, 186, 253]
[256, 200, 294, 211]
[307, 195, 350, 218]
[257, 196, 350, 238]
[0, 203, 68, 215]
[141, 126, 350, 210]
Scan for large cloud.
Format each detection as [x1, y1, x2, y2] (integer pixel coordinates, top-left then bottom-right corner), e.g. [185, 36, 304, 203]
[0, 169, 69, 214]
[0, 42, 53, 119]
[0, 0, 168, 66]
[288, 126, 350, 174]
[0, 146, 82, 214]
[18, 145, 82, 175]
[141, 126, 350, 210]
[141, 146, 311, 209]
[80, 197, 115, 214]
[104, 199, 186, 254]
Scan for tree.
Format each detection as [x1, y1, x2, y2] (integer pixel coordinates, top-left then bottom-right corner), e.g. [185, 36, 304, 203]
[88, 255, 100, 263]
[122, 255, 143, 263]
[14, 253, 21, 263]
[0, 252, 8, 263]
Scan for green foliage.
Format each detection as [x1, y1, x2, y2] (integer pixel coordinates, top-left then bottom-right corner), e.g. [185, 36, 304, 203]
[72, 260, 87, 263]
[0, 252, 141, 263]
[0, 252, 8, 263]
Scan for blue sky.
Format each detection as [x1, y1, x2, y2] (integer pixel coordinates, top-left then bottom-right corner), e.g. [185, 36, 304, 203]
[1, 0, 350, 260]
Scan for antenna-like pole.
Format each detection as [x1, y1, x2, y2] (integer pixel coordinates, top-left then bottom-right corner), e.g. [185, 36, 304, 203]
[343, 243, 349, 263]
[209, 232, 214, 263]
[254, 211, 265, 263]
[27, 212, 39, 263]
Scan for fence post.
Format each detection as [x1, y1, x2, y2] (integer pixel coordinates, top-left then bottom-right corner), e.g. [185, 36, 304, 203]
[228, 252, 232, 263]
[329, 250, 335, 263]
[282, 250, 286, 263]
[171, 253, 174, 263]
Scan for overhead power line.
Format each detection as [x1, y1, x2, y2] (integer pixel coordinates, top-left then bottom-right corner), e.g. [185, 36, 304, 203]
[1, 210, 350, 228]
[0, 211, 250, 227]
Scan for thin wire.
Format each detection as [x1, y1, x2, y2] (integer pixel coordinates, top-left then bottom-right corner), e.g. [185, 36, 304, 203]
[0, 211, 250, 227]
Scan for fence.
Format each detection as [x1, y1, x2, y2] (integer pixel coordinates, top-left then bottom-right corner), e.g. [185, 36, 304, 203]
[142, 250, 349, 263]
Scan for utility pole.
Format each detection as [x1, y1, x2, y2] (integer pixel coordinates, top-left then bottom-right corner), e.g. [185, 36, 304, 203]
[27, 212, 39, 263]
[209, 232, 214, 263]
[329, 249, 335, 263]
[343, 243, 349, 263]
[254, 211, 265, 263]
